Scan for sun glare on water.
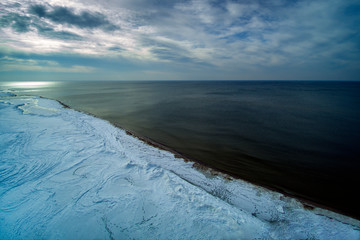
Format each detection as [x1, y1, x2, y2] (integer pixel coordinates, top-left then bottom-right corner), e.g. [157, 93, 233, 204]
[3, 81, 57, 88]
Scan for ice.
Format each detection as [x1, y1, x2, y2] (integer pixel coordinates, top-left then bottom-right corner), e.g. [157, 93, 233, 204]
[0, 92, 359, 240]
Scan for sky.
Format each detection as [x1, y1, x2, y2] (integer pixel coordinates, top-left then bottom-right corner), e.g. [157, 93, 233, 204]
[0, 0, 359, 81]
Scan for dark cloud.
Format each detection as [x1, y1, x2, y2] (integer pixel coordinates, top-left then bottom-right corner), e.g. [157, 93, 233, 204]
[141, 38, 188, 60]
[141, 37, 211, 66]
[30, 4, 47, 17]
[29, 4, 118, 31]
[35, 25, 83, 41]
[108, 46, 125, 52]
[0, 13, 82, 40]
[0, 13, 31, 32]
[344, 4, 360, 16]
[151, 47, 194, 62]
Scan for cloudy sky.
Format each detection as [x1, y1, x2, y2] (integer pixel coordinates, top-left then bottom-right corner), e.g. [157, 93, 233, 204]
[0, 0, 359, 81]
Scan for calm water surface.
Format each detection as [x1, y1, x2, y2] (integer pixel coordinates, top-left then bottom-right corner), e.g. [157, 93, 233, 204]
[2, 80, 360, 218]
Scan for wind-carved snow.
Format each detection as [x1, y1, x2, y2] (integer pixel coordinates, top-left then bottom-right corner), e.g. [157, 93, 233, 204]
[0, 91, 359, 240]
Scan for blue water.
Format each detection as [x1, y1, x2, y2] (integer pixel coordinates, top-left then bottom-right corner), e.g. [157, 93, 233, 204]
[4, 80, 360, 218]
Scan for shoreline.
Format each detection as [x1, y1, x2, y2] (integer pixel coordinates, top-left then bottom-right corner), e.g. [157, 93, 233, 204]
[0, 90, 360, 232]
[54, 97, 360, 225]
[1, 93, 358, 239]
[121, 127, 360, 225]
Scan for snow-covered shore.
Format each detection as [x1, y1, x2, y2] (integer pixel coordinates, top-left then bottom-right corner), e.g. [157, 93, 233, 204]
[0, 91, 359, 239]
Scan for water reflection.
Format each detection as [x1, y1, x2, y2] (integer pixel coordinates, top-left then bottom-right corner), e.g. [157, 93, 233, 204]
[0, 81, 58, 89]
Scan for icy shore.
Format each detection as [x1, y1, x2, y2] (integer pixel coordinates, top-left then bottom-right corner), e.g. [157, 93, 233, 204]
[0, 91, 359, 240]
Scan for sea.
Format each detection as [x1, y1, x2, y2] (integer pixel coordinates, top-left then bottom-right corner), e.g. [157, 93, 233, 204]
[1, 80, 360, 219]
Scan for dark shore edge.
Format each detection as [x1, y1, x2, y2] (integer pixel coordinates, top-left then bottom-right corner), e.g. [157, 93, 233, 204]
[33, 96, 359, 226]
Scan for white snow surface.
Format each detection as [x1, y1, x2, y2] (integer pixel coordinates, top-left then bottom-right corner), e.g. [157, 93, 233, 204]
[0, 91, 359, 240]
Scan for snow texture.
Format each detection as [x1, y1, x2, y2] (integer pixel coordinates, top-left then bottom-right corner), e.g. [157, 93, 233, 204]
[0, 90, 359, 240]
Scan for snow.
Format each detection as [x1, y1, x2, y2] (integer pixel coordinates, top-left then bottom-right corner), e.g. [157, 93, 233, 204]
[0, 90, 359, 240]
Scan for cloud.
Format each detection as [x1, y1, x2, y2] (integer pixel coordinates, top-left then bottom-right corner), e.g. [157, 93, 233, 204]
[29, 4, 117, 31]
[107, 46, 125, 52]
[0, 56, 95, 73]
[0, 12, 83, 40]
[141, 37, 192, 62]
[35, 25, 83, 41]
[0, 13, 31, 32]
[0, 0, 359, 80]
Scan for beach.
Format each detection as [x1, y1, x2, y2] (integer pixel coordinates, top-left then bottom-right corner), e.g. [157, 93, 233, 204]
[0, 90, 359, 239]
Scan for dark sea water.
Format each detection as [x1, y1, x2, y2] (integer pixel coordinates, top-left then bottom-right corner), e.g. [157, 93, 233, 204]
[3, 80, 360, 218]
